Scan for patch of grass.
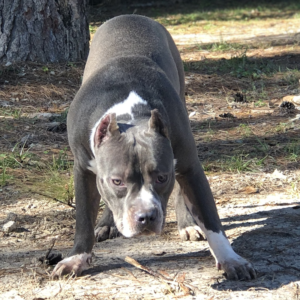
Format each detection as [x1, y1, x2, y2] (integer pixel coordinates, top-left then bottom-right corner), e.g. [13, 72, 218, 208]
[283, 69, 300, 86]
[225, 50, 277, 78]
[0, 143, 34, 169]
[49, 148, 72, 171]
[197, 42, 247, 52]
[0, 142, 34, 186]
[16, 149, 75, 203]
[90, 0, 300, 25]
[203, 128, 216, 142]
[155, 2, 300, 26]
[276, 122, 289, 133]
[23, 170, 74, 204]
[238, 123, 252, 137]
[63, 175, 75, 204]
[50, 108, 68, 123]
[42, 66, 49, 72]
[0, 107, 22, 119]
[289, 176, 300, 198]
[0, 156, 13, 187]
[12, 142, 32, 166]
[184, 49, 280, 78]
[284, 141, 300, 162]
[63, 176, 75, 203]
[0, 141, 51, 172]
[45, 171, 74, 203]
[202, 22, 217, 31]
[254, 155, 269, 168]
[254, 99, 267, 107]
[223, 154, 253, 172]
[67, 62, 76, 68]
[45, 149, 74, 203]
[0, 146, 74, 201]
[254, 137, 270, 155]
[203, 153, 272, 173]
[89, 24, 97, 34]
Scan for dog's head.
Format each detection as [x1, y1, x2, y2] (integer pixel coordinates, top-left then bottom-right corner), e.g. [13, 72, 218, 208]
[91, 110, 175, 237]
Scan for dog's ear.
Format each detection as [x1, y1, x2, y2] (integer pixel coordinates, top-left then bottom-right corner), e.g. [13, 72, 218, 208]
[148, 109, 168, 138]
[94, 113, 120, 147]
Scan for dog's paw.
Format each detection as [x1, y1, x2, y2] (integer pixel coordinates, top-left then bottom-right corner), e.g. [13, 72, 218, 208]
[218, 255, 256, 281]
[179, 225, 205, 241]
[51, 253, 92, 278]
[95, 225, 120, 242]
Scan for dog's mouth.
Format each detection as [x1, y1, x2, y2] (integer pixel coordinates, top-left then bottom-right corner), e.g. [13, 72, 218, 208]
[137, 227, 161, 236]
[112, 203, 166, 238]
[116, 218, 164, 238]
[122, 225, 163, 238]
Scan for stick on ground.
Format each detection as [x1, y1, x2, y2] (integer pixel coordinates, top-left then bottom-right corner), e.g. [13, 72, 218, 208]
[125, 256, 196, 295]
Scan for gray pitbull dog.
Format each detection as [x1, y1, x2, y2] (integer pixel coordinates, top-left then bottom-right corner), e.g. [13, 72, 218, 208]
[52, 15, 256, 280]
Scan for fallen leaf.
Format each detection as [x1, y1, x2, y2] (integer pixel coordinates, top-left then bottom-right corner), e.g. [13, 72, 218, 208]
[239, 186, 259, 194]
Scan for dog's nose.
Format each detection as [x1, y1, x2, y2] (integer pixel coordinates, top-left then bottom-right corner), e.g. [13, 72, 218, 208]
[136, 208, 157, 225]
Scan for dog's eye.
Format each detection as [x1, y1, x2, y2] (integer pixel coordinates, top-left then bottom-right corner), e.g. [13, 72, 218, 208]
[112, 179, 123, 186]
[156, 175, 168, 184]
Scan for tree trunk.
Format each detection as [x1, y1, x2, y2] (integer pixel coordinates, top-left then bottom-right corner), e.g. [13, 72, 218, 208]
[0, 0, 90, 63]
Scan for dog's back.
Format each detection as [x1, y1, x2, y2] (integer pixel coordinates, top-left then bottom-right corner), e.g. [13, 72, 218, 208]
[82, 15, 185, 101]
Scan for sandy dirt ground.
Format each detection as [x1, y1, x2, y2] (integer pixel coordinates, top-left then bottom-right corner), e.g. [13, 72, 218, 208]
[1, 9, 300, 300]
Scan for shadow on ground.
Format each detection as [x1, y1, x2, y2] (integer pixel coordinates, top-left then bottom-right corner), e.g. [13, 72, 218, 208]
[89, 0, 300, 24]
[184, 52, 300, 77]
[215, 204, 300, 290]
[78, 204, 300, 292]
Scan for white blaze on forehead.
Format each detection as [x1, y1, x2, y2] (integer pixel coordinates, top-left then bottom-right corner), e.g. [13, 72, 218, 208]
[90, 91, 148, 155]
[139, 186, 164, 229]
[140, 186, 159, 208]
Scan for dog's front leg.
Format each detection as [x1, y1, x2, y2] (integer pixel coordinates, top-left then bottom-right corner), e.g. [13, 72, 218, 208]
[176, 164, 256, 280]
[51, 162, 100, 277]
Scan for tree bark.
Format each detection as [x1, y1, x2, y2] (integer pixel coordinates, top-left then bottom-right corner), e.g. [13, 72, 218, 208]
[0, 0, 90, 63]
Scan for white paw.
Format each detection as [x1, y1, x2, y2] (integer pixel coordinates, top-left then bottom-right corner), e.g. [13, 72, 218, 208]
[51, 252, 92, 278]
[217, 254, 256, 280]
[206, 231, 256, 280]
[179, 225, 205, 241]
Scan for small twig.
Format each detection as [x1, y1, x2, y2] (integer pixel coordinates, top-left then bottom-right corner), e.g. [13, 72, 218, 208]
[124, 256, 196, 295]
[39, 238, 62, 266]
[30, 190, 75, 208]
[45, 238, 56, 259]
[125, 256, 165, 278]
[121, 267, 141, 283]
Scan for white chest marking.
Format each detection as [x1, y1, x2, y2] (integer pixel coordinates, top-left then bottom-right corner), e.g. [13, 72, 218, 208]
[90, 91, 147, 156]
[105, 91, 147, 118]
